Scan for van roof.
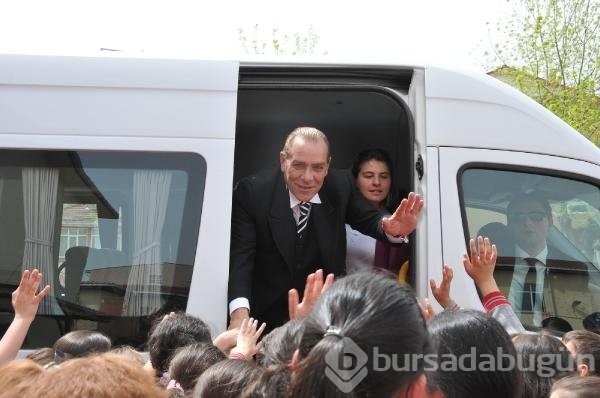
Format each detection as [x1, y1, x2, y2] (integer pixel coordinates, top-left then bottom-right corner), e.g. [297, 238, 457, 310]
[1, 54, 597, 165]
[423, 65, 600, 165]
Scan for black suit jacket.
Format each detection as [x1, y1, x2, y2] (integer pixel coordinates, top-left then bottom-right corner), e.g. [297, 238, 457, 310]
[228, 168, 387, 322]
[496, 245, 590, 319]
[497, 245, 590, 275]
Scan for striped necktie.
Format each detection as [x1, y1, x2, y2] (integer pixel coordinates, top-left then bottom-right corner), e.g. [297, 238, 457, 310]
[297, 202, 311, 235]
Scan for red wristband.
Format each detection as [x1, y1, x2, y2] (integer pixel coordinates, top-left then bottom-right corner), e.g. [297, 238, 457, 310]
[482, 290, 509, 313]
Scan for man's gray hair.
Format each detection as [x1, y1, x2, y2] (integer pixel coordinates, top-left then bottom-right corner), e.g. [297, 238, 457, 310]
[281, 127, 330, 158]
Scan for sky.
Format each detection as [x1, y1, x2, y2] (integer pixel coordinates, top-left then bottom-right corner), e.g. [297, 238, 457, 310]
[0, 0, 515, 72]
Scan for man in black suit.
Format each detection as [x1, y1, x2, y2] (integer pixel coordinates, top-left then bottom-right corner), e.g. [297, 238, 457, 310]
[501, 191, 589, 327]
[228, 127, 423, 330]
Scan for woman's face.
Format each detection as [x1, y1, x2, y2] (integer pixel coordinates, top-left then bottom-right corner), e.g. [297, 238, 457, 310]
[356, 159, 391, 207]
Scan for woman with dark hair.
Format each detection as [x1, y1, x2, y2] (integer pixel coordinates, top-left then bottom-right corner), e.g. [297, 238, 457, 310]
[346, 148, 411, 276]
[427, 309, 522, 398]
[289, 272, 430, 398]
[52, 329, 112, 364]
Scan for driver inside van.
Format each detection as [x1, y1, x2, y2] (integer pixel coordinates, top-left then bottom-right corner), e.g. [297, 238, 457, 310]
[502, 191, 590, 327]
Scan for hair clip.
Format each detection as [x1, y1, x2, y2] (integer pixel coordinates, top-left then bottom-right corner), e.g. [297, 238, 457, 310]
[166, 379, 184, 392]
[323, 325, 344, 339]
[53, 349, 72, 364]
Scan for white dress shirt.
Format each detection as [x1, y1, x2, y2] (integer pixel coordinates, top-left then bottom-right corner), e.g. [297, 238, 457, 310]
[507, 245, 548, 326]
[345, 224, 377, 273]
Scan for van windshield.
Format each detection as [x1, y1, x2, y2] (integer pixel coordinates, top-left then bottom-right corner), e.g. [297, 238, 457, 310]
[0, 150, 205, 348]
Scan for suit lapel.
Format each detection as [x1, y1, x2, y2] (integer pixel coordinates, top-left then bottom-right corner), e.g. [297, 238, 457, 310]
[268, 175, 297, 274]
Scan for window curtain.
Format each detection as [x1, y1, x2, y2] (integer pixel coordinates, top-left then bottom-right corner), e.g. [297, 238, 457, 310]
[22, 168, 59, 314]
[123, 170, 172, 316]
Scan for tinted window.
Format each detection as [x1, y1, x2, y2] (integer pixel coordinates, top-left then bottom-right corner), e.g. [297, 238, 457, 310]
[0, 150, 205, 348]
[461, 168, 600, 330]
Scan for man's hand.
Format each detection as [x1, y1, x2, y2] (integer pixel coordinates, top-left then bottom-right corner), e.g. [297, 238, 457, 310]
[12, 269, 50, 322]
[463, 236, 499, 296]
[382, 192, 424, 237]
[429, 265, 453, 309]
[228, 308, 250, 330]
[288, 269, 334, 319]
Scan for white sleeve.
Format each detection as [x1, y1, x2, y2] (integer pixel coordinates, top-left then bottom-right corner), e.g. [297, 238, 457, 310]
[229, 297, 250, 315]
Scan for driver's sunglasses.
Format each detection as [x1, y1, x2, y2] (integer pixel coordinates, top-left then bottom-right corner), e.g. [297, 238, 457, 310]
[509, 211, 547, 223]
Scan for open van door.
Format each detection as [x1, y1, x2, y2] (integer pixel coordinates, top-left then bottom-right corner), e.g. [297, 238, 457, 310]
[0, 55, 239, 346]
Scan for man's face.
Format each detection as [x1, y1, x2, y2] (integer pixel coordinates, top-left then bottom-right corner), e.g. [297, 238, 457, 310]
[507, 199, 552, 255]
[279, 136, 329, 202]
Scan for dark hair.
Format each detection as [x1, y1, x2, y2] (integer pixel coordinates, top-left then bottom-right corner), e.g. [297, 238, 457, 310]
[550, 375, 600, 398]
[512, 332, 577, 398]
[25, 347, 55, 366]
[542, 316, 573, 337]
[192, 359, 263, 398]
[350, 148, 397, 211]
[476, 222, 514, 257]
[427, 310, 522, 398]
[53, 330, 112, 363]
[240, 365, 292, 398]
[583, 312, 600, 334]
[146, 312, 212, 375]
[168, 342, 226, 391]
[289, 272, 430, 398]
[110, 345, 146, 366]
[256, 319, 304, 368]
[563, 330, 600, 376]
[506, 191, 552, 221]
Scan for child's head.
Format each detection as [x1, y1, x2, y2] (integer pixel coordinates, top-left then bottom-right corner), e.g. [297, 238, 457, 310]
[146, 312, 212, 374]
[53, 330, 112, 363]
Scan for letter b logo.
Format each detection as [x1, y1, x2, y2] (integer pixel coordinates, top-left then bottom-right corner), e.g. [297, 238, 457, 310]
[325, 337, 368, 393]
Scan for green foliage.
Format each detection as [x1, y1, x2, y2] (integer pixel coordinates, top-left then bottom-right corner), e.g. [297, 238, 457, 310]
[238, 24, 328, 56]
[485, 0, 600, 145]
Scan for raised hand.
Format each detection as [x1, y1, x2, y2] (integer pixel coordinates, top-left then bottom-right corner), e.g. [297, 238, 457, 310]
[288, 269, 335, 320]
[429, 265, 454, 309]
[1, 268, 50, 365]
[381, 192, 424, 237]
[230, 317, 266, 360]
[12, 269, 50, 321]
[418, 297, 436, 322]
[463, 236, 499, 295]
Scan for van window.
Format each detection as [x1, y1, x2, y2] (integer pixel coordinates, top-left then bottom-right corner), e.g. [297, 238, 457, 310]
[460, 168, 600, 330]
[0, 150, 205, 348]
